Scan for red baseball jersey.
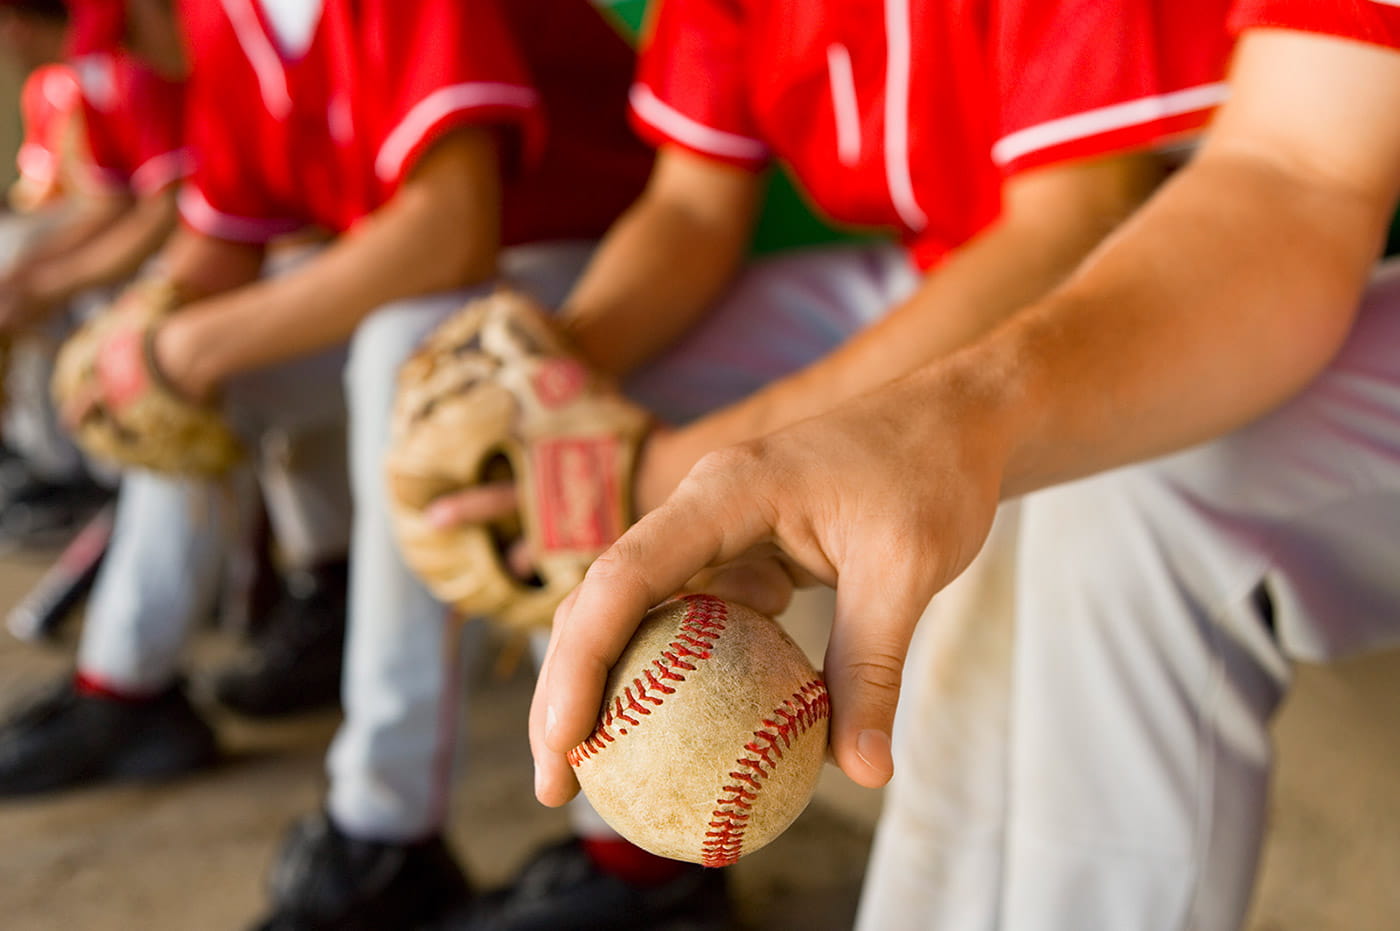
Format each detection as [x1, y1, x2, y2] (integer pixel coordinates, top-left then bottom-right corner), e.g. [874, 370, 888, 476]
[71, 51, 191, 197]
[16, 64, 82, 203]
[634, 0, 1236, 269]
[1230, 0, 1400, 49]
[177, 0, 652, 246]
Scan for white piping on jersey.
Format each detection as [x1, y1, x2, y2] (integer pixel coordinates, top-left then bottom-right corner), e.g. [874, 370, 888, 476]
[991, 82, 1230, 167]
[131, 148, 195, 196]
[630, 84, 770, 162]
[219, 0, 294, 120]
[376, 82, 540, 182]
[179, 186, 304, 243]
[827, 43, 862, 167]
[1368, 0, 1400, 8]
[883, 0, 928, 231]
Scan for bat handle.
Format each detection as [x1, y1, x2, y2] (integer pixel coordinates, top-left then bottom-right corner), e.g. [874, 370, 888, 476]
[6, 503, 114, 643]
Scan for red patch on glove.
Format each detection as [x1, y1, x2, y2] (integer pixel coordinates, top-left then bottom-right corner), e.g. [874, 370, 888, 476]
[532, 358, 588, 409]
[94, 325, 150, 413]
[533, 435, 621, 551]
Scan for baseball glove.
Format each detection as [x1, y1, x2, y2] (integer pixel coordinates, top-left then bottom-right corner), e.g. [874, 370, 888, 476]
[51, 279, 243, 476]
[386, 289, 650, 632]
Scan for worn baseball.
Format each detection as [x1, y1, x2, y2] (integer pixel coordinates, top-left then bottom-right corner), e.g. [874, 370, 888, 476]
[568, 594, 830, 866]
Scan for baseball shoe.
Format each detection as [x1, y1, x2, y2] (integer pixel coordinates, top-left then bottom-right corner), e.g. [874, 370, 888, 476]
[438, 837, 734, 931]
[0, 467, 110, 549]
[211, 559, 348, 718]
[0, 677, 218, 797]
[251, 811, 472, 931]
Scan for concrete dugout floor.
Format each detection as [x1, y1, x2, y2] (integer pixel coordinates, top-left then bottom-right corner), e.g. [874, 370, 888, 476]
[0, 553, 1396, 931]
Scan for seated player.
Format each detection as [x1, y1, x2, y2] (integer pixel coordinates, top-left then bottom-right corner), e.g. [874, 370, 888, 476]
[532, 2, 1400, 928]
[0, 2, 674, 929]
[422, 0, 1237, 926]
[0, 0, 185, 541]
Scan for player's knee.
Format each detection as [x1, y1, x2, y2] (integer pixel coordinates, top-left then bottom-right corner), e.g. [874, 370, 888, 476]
[344, 311, 429, 411]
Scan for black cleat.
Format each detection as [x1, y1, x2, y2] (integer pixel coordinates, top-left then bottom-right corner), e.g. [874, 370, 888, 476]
[251, 812, 472, 931]
[0, 468, 110, 549]
[443, 837, 734, 931]
[0, 678, 218, 797]
[212, 560, 348, 718]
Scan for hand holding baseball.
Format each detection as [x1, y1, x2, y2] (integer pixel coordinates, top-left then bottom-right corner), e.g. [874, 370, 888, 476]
[568, 595, 829, 865]
[530, 372, 1005, 805]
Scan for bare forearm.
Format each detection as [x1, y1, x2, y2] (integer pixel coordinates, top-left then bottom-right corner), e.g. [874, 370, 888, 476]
[675, 157, 1164, 460]
[561, 149, 762, 377]
[26, 191, 177, 304]
[180, 193, 495, 383]
[562, 197, 754, 376]
[14, 197, 126, 267]
[167, 132, 502, 389]
[952, 154, 1389, 499]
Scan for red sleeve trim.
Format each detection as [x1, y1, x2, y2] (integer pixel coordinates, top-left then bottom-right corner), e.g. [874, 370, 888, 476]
[130, 148, 194, 196]
[628, 83, 770, 169]
[993, 82, 1228, 173]
[179, 186, 304, 244]
[374, 82, 542, 187]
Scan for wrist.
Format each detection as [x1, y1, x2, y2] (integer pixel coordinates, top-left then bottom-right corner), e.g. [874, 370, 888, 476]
[905, 347, 1030, 501]
[152, 309, 223, 402]
[632, 424, 690, 516]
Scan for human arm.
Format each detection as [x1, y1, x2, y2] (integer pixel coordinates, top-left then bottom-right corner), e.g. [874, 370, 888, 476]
[152, 129, 502, 399]
[560, 145, 763, 376]
[0, 186, 179, 331]
[428, 142, 1166, 532]
[530, 28, 1400, 802]
[629, 149, 1169, 509]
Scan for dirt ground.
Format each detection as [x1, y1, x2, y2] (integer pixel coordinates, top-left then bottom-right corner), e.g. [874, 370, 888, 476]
[0, 548, 1397, 931]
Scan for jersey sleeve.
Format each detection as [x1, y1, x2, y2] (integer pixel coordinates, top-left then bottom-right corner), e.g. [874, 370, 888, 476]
[629, 0, 769, 170]
[361, 0, 548, 192]
[77, 56, 192, 197]
[989, 0, 1237, 176]
[1230, 0, 1400, 50]
[179, 108, 305, 244]
[16, 67, 80, 196]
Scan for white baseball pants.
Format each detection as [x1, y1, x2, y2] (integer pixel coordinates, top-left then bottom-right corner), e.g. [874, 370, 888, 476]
[328, 240, 918, 840]
[76, 342, 352, 692]
[862, 258, 1400, 930]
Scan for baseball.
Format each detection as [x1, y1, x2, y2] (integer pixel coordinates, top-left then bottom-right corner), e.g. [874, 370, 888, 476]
[568, 594, 830, 866]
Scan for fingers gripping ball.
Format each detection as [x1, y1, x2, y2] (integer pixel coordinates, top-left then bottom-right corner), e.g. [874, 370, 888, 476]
[569, 595, 830, 866]
[50, 280, 243, 477]
[386, 289, 650, 632]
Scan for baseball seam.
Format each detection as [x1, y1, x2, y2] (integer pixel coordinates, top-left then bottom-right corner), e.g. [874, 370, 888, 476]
[567, 594, 728, 764]
[567, 594, 831, 867]
[701, 678, 829, 867]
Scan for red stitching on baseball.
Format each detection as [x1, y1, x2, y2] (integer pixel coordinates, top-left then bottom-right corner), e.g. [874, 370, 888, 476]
[567, 595, 728, 767]
[700, 678, 830, 868]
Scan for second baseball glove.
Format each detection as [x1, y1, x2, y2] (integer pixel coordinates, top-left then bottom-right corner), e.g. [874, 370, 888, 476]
[51, 279, 243, 477]
[386, 289, 650, 632]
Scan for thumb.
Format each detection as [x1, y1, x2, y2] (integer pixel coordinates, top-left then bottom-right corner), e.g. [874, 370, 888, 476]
[822, 555, 935, 788]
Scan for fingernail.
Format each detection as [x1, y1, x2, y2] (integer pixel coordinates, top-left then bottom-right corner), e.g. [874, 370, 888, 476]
[425, 502, 452, 529]
[533, 762, 546, 800]
[855, 729, 893, 780]
[545, 704, 559, 742]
